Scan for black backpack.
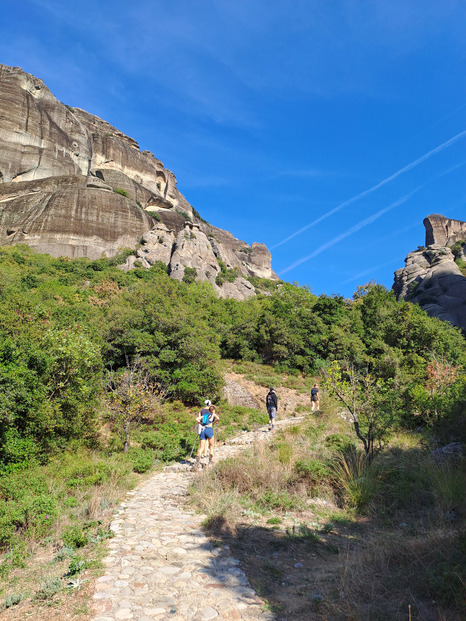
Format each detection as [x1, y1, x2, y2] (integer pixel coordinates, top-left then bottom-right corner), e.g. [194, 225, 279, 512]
[266, 392, 274, 407]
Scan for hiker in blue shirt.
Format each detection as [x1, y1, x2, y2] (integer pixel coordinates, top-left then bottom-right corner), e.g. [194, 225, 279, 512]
[193, 402, 219, 470]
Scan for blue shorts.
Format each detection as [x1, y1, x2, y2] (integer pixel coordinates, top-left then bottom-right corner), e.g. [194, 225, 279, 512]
[199, 426, 214, 440]
[267, 407, 276, 420]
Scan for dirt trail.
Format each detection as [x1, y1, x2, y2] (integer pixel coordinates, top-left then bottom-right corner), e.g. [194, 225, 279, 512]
[223, 372, 312, 417]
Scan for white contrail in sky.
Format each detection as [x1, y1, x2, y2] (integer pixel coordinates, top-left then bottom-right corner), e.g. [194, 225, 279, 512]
[340, 259, 400, 285]
[272, 130, 466, 250]
[279, 189, 419, 276]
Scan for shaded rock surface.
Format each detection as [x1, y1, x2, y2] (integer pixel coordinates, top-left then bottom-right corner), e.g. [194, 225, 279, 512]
[424, 214, 466, 247]
[0, 64, 278, 299]
[393, 216, 466, 331]
[430, 442, 463, 463]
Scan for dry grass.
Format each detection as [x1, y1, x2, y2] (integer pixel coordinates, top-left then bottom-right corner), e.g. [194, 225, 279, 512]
[189, 420, 336, 529]
[327, 527, 465, 620]
[189, 395, 465, 620]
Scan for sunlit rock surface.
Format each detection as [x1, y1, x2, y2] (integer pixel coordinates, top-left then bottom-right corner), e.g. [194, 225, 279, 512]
[0, 64, 278, 299]
[393, 216, 466, 331]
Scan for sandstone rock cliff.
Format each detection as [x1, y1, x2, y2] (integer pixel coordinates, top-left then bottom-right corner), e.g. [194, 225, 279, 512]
[393, 215, 466, 331]
[0, 64, 278, 299]
[423, 214, 466, 247]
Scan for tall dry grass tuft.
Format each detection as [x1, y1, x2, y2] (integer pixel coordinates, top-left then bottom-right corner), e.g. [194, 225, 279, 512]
[329, 527, 465, 620]
[331, 451, 381, 512]
[214, 441, 295, 496]
[428, 458, 465, 517]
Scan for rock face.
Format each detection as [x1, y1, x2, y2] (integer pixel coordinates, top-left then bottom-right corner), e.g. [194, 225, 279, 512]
[393, 215, 466, 331]
[0, 64, 278, 299]
[424, 214, 466, 247]
[0, 176, 155, 259]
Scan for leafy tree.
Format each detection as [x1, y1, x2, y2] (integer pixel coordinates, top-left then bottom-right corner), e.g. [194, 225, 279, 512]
[105, 358, 169, 452]
[324, 360, 400, 458]
[409, 357, 464, 429]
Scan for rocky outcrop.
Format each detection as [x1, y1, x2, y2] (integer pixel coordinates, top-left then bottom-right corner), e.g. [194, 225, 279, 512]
[0, 64, 278, 299]
[0, 65, 184, 206]
[122, 220, 258, 299]
[169, 222, 221, 283]
[424, 214, 466, 247]
[222, 377, 261, 409]
[393, 216, 466, 331]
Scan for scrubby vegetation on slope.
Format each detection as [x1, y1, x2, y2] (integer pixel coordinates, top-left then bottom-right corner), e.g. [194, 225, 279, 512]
[0, 244, 464, 616]
[190, 404, 465, 620]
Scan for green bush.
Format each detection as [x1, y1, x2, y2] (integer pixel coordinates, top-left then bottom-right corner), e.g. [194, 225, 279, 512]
[0, 508, 20, 549]
[192, 207, 208, 224]
[62, 526, 89, 549]
[286, 523, 321, 543]
[183, 266, 197, 285]
[0, 428, 39, 470]
[176, 209, 192, 221]
[113, 188, 129, 198]
[267, 516, 282, 524]
[258, 490, 302, 511]
[108, 248, 135, 266]
[455, 257, 466, 276]
[294, 459, 331, 482]
[64, 496, 78, 508]
[325, 433, 356, 454]
[34, 576, 62, 600]
[63, 459, 112, 489]
[274, 441, 293, 465]
[215, 260, 238, 286]
[0, 469, 58, 547]
[146, 210, 162, 222]
[2, 592, 24, 610]
[127, 447, 154, 473]
[450, 240, 465, 257]
[64, 556, 88, 576]
[139, 426, 190, 462]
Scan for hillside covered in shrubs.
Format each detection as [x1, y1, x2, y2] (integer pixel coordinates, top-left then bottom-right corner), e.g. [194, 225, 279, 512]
[0, 244, 464, 616]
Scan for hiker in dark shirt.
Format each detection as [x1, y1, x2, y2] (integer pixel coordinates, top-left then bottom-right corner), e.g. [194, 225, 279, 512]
[311, 384, 320, 412]
[265, 388, 278, 431]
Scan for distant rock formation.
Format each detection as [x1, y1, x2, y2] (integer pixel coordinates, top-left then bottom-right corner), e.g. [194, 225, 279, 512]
[0, 64, 278, 299]
[393, 215, 466, 331]
[424, 214, 466, 246]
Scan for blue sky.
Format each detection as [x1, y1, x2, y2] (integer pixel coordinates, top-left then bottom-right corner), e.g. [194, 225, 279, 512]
[1, 0, 465, 297]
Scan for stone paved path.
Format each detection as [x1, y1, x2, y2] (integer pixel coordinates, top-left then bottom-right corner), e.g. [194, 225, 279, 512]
[91, 417, 304, 621]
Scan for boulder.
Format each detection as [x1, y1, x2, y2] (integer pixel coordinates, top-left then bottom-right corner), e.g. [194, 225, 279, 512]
[169, 222, 220, 283]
